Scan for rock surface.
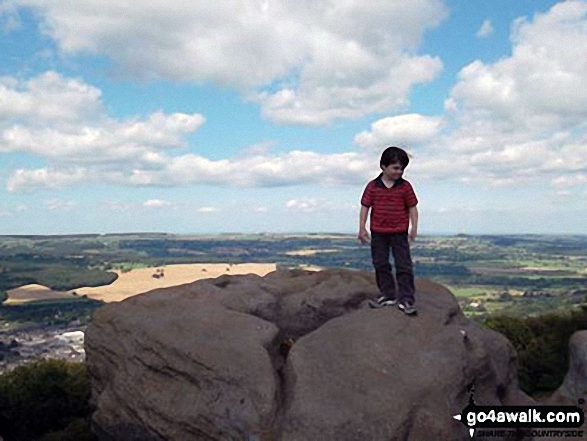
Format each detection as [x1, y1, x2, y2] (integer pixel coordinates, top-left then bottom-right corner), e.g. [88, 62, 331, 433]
[85, 269, 533, 440]
[548, 331, 587, 405]
[543, 331, 587, 440]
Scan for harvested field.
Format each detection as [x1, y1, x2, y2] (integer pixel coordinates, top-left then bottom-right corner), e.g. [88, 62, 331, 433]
[6, 263, 278, 304]
[5, 284, 77, 305]
[285, 249, 340, 256]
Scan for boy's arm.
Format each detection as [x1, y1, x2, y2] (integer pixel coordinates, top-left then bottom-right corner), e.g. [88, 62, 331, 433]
[359, 205, 369, 229]
[358, 205, 370, 243]
[408, 206, 418, 241]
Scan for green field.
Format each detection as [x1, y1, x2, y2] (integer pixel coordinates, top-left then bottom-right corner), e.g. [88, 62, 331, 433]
[444, 285, 492, 297]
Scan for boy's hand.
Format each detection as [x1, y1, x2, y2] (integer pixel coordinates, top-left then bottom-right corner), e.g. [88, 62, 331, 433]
[409, 229, 417, 242]
[358, 228, 370, 244]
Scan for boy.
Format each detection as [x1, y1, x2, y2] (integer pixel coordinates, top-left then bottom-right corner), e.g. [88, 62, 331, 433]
[358, 146, 419, 315]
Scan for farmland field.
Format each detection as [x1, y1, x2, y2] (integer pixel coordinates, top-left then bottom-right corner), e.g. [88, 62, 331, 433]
[1, 233, 586, 327]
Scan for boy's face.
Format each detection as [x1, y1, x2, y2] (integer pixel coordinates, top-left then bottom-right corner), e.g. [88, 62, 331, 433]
[381, 162, 404, 181]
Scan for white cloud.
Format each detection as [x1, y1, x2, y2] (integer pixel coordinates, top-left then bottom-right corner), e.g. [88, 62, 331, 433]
[0, 71, 102, 124]
[409, 131, 587, 188]
[7, 3, 586, 194]
[449, 1, 587, 131]
[0, 72, 205, 162]
[143, 199, 170, 208]
[354, 113, 444, 150]
[286, 199, 321, 213]
[285, 198, 356, 213]
[404, 1, 587, 189]
[255, 54, 443, 125]
[0, 71, 383, 192]
[7, 167, 89, 192]
[147, 150, 374, 187]
[12, 0, 447, 125]
[6, 148, 378, 192]
[476, 19, 493, 38]
[552, 174, 587, 188]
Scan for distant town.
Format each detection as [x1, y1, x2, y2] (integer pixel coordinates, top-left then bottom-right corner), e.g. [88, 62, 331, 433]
[1, 324, 86, 372]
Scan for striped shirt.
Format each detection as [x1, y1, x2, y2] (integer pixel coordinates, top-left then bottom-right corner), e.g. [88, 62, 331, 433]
[360, 174, 418, 233]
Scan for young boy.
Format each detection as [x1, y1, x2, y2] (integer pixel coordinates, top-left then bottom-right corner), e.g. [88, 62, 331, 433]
[358, 146, 419, 315]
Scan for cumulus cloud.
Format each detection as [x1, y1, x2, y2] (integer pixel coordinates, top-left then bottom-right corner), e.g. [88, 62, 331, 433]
[285, 198, 356, 213]
[10, 0, 447, 125]
[407, 1, 587, 189]
[142, 150, 373, 188]
[408, 126, 587, 189]
[5, 147, 378, 193]
[256, 54, 443, 125]
[286, 199, 320, 213]
[476, 19, 493, 38]
[0, 72, 205, 162]
[0, 72, 221, 192]
[143, 199, 170, 208]
[7, 2, 586, 194]
[9, 124, 422, 195]
[7, 167, 89, 192]
[354, 113, 444, 150]
[348, 2, 587, 190]
[0, 71, 103, 124]
[449, 1, 587, 131]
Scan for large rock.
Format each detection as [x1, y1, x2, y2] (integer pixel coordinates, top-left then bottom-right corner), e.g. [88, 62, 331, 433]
[542, 331, 587, 441]
[85, 269, 532, 440]
[548, 331, 587, 405]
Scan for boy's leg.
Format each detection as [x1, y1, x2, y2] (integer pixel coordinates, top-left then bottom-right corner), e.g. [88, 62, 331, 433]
[390, 233, 415, 305]
[370, 232, 397, 299]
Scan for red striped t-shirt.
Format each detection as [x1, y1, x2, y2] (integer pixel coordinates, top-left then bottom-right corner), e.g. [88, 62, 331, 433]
[360, 174, 418, 233]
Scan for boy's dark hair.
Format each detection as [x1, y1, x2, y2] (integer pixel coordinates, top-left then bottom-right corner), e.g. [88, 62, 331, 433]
[380, 146, 409, 169]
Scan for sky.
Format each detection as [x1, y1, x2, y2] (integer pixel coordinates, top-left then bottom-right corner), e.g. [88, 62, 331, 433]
[0, 0, 586, 235]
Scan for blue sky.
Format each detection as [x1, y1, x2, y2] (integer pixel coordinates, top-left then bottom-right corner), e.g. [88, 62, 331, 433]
[1, 0, 586, 235]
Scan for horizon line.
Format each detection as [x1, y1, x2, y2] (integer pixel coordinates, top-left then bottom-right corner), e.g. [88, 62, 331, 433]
[1, 232, 587, 238]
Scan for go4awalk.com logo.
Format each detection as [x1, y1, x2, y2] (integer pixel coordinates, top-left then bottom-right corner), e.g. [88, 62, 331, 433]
[453, 391, 585, 438]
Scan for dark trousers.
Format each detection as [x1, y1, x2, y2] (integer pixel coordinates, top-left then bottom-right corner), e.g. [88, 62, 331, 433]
[370, 232, 415, 304]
